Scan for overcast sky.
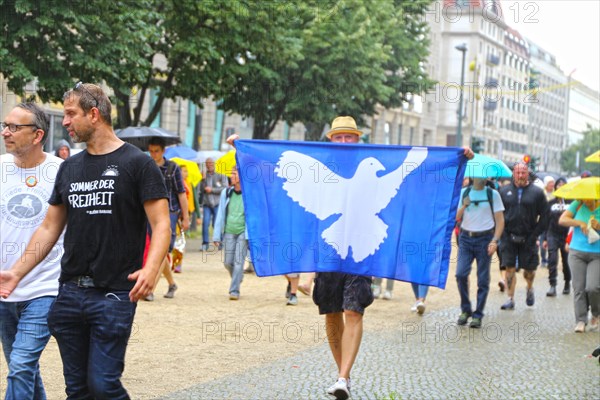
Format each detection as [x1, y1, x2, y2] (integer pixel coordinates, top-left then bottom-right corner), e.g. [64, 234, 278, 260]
[502, 0, 600, 91]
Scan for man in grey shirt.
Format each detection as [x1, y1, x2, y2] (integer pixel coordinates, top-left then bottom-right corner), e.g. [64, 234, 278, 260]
[199, 158, 229, 250]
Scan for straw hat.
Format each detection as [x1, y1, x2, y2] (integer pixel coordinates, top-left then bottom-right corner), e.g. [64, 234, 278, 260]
[325, 116, 362, 139]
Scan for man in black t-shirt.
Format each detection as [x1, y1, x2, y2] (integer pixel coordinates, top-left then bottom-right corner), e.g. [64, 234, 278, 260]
[0, 83, 171, 399]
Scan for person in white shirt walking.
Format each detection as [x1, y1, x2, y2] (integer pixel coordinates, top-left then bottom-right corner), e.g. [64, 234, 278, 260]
[0, 102, 64, 399]
[455, 178, 505, 328]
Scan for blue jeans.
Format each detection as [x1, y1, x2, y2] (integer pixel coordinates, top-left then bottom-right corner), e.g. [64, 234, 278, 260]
[47, 282, 137, 400]
[223, 232, 248, 296]
[456, 233, 493, 319]
[202, 205, 219, 245]
[0, 296, 54, 400]
[411, 283, 429, 300]
[539, 233, 547, 264]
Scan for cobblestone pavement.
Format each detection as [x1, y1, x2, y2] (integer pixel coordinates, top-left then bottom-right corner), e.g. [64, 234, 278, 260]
[159, 276, 600, 400]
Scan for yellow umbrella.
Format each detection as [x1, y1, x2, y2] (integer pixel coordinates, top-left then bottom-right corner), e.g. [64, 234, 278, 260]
[554, 177, 600, 200]
[215, 150, 236, 177]
[585, 150, 600, 163]
[169, 157, 202, 186]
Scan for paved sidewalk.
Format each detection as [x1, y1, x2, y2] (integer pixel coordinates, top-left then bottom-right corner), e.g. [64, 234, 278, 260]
[158, 275, 600, 400]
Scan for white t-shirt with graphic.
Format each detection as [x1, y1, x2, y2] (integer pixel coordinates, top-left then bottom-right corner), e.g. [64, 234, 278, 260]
[0, 153, 64, 302]
[460, 187, 505, 232]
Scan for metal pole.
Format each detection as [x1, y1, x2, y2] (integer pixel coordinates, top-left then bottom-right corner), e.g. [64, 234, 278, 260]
[176, 98, 182, 135]
[456, 44, 467, 147]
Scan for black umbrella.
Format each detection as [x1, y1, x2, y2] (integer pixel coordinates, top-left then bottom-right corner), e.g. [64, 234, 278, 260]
[115, 126, 181, 151]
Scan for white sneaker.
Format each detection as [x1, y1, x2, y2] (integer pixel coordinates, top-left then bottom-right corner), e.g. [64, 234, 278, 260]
[286, 294, 298, 306]
[328, 378, 351, 394]
[383, 290, 393, 300]
[416, 301, 426, 315]
[410, 302, 418, 312]
[372, 285, 381, 299]
[327, 378, 349, 399]
[574, 321, 586, 333]
[589, 316, 599, 331]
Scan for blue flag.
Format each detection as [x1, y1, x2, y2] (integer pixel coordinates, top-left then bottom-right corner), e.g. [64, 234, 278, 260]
[236, 140, 467, 289]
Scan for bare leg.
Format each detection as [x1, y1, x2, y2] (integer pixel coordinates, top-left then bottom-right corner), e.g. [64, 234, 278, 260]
[286, 275, 299, 294]
[154, 256, 175, 288]
[338, 310, 364, 379]
[523, 270, 535, 289]
[325, 312, 344, 371]
[506, 267, 517, 298]
[298, 273, 314, 295]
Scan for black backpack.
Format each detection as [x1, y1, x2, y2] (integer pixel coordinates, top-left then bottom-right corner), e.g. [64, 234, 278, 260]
[163, 160, 179, 210]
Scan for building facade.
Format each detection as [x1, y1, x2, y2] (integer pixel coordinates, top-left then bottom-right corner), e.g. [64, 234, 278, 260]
[567, 79, 600, 146]
[2, 1, 585, 173]
[527, 40, 569, 172]
[423, 0, 510, 156]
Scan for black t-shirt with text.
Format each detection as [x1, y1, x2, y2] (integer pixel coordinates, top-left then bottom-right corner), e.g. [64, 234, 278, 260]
[49, 143, 167, 290]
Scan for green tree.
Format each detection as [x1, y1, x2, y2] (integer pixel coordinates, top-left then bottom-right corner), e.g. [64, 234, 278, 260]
[0, 1, 287, 128]
[113, 0, 285, 128]
[0, 0, 157, 105]
[560, 126, 600, 175]
[220, 0, 435, 140]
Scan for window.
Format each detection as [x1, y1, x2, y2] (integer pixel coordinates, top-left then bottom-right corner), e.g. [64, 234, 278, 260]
[397, 124, 403, 145]
[45, 113, 71, 153]
[423, 129, 432, 146]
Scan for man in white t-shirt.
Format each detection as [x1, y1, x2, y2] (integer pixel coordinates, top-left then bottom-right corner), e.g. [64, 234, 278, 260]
[454, 178, 505, 328]
[0, 103, 64, 399]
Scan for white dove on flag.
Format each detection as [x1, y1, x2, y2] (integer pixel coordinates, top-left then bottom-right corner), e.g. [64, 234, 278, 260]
[274, 147, 428, 262]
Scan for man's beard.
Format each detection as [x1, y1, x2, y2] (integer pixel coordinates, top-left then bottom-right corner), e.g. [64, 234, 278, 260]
[71, 128, 92, 143]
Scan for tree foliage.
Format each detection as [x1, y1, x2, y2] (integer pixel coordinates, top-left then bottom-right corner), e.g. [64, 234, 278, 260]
[1, 0, 434, 136]
[0, 0, 157, 106]
[0, 0, 284, 128]
[220, 0, 435, 140]
[560, 125, 600, 175]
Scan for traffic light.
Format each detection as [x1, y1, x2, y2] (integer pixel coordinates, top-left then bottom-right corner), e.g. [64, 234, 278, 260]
[530, 156, 540, 171]
[471, 137, 485, 153]
[523, 154, 539, 171]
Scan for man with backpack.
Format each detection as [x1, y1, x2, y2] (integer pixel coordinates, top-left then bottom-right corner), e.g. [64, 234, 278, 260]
[455, 178, 505, 328]
[147, 136, 190, 300]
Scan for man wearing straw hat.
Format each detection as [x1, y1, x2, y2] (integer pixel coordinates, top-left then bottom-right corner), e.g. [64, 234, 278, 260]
[227, 116, 474, 399]
[312, 116, 374, 399]
[315, 116, 474, 399]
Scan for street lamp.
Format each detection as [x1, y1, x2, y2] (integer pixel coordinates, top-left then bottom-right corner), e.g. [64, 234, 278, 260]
[455, 43, 467, 147]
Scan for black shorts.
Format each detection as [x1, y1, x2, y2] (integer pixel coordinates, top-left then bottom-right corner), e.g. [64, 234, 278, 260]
[500, 234, 539, 271]
[312, 272, 373, 315]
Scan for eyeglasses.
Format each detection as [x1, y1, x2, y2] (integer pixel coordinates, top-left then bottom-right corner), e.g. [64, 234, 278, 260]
[74, 81, 99, 108]
[0, 122, 38, 133]
[471, 200, 489, 206]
